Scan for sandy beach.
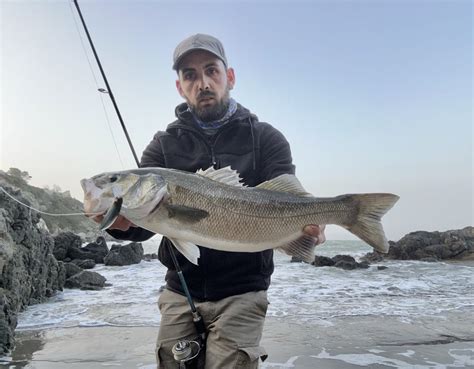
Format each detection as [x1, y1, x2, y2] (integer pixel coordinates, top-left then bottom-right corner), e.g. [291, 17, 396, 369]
[3, 245, 473, 368]
[3, 310, 473, 369]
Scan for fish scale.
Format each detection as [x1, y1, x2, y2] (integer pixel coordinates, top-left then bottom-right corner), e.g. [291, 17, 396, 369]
[165, 182, 351, 244]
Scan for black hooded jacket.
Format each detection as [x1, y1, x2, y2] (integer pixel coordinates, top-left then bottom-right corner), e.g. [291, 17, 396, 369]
[108, 102, 295, 301]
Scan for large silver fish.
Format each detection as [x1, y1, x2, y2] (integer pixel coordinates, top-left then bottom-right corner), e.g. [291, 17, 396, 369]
[81, 167, 399, 264]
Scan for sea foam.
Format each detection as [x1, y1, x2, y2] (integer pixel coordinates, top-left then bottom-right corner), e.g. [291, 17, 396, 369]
[16, 239, 474, 330]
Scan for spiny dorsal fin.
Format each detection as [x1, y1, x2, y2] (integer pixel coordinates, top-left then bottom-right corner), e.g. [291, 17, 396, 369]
[256, 174, 313, 197]
[196, 166, 244, 187]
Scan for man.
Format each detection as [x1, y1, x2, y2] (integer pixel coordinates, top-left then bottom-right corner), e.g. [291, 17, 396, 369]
[101, 34, 325, 368]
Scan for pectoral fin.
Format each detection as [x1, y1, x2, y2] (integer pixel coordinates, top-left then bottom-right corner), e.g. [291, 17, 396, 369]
[165, 204, 209, 224]
[99, 198, 123, 231]
[277, 234, 316, 263]
[169, 238, 200, 265]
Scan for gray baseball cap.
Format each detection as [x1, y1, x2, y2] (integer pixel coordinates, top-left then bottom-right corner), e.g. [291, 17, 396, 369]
[173, 33, 228, 71]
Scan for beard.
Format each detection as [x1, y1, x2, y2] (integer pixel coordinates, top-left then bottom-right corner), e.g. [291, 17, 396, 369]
[189, 88, 231, 122]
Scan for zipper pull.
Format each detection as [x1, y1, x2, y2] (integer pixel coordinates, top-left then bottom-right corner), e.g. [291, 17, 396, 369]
[210, 146, 217, 167]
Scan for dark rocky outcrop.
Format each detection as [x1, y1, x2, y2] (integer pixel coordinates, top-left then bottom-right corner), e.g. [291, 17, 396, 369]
[290, 256, 306, 263]
[312, 255, 335, 267]
[53, 232, 82, 261]
[331, 255, 369, 269]
[0, 186, 66, 355]
[64, 262, 83, 278]
[53, 233, 108, 264]
[362, 227, 474, 262]
[292, 254, 370, 269]
[143, 253, 158, 262]
[70, 259, 96, 269]
[104, 242, 144, 266]
[81, 237, 109, 263]
[65, 270, 107, 290]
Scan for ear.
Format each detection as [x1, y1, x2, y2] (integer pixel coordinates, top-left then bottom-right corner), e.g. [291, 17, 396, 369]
[226, 67, 236, 90]
[176, 79, 185, 98]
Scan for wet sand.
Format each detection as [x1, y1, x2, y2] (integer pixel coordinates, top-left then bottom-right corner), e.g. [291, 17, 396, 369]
[2, 310, 473, 368]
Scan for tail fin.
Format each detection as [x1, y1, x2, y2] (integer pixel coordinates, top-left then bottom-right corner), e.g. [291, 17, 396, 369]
[346, 193, 399, 253]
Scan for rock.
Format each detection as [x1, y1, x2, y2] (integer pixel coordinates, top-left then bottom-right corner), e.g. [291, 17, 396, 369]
[68, 246, 99, 263]
[292, 254, 370, 269]
[377, 266, 388, 270]
[64, 262, 82, 278]
[358, 261, 370, 269]
[54, 233, 108, 264]
[53, 232, 82, 261]
[80, 236, 109, 263]
[104, 242, 144, 266]
[419, 257, 439, 262]
[334, 260, 358, 270]
[143, 253, 158, 262]
[0, 186, 65, 355]
[332, 255, 357, 264]
[70, 259, 96, 269]
[0, 294, 16, 354]
[331, 255, 369, 270]
[312, 255, 335, 267]
[362, 227, 474, 261]
[360, 251, 385, 263]
[65, 270, 107, 290]
[290, 256, 305, 263]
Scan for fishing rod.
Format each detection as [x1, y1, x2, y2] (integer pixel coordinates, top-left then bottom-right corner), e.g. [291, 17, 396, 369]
[72, 0, 139, 167]
[71, 2, 206, 364]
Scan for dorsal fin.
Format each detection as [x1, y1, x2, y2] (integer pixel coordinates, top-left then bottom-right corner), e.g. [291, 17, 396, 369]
[196, 166, 244, 187]
[256, 174, 313, 197]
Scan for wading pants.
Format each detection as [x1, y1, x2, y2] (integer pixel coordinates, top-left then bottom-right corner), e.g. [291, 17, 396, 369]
[156, 288, 269, 369]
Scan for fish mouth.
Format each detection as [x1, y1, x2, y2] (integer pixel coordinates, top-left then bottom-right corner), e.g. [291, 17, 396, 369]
[81, 178, 93, 192]
[81, 178, 110, 216]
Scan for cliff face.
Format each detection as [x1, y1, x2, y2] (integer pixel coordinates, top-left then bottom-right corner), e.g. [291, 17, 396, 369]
[0, 170, 97, 238]
[0, 186, 66, 355]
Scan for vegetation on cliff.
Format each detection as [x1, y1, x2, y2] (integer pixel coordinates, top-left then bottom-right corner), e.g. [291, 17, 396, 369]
[0, 168, 97, 237]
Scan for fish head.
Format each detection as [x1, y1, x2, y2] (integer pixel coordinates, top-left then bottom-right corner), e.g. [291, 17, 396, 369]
[81, 171, 168, 219]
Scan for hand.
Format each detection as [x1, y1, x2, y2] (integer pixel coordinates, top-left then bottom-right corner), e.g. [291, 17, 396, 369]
[90, 214, 136, 231]
[303, 224, 326, 246]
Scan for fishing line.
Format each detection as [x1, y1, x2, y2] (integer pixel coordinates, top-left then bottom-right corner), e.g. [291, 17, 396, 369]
[67, 0, 125, 169]
[0, 186, 102, 217]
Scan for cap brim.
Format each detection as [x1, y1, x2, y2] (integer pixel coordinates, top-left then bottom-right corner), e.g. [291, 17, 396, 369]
[173, 47, 226, 70]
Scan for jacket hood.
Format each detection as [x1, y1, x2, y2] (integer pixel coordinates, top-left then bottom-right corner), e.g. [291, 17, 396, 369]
[168, 101, 259, 170]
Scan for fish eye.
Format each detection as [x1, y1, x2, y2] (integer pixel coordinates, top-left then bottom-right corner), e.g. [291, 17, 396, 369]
[110, 176, 118, 183]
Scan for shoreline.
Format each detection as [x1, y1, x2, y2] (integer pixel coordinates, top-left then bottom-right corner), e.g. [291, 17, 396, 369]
[2, 311, 473, 368]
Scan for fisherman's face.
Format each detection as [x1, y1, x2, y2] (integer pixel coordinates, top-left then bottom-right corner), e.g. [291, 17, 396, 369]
[176, 50, 235, 122]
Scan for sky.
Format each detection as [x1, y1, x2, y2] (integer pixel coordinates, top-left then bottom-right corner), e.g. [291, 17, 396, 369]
[1, 0, 472, 241]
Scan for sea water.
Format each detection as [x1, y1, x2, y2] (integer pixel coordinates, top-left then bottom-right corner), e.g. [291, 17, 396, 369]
[15, 237, 474, 330]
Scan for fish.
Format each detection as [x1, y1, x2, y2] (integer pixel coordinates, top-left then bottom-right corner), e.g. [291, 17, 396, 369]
[81, 167, 399, 265]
